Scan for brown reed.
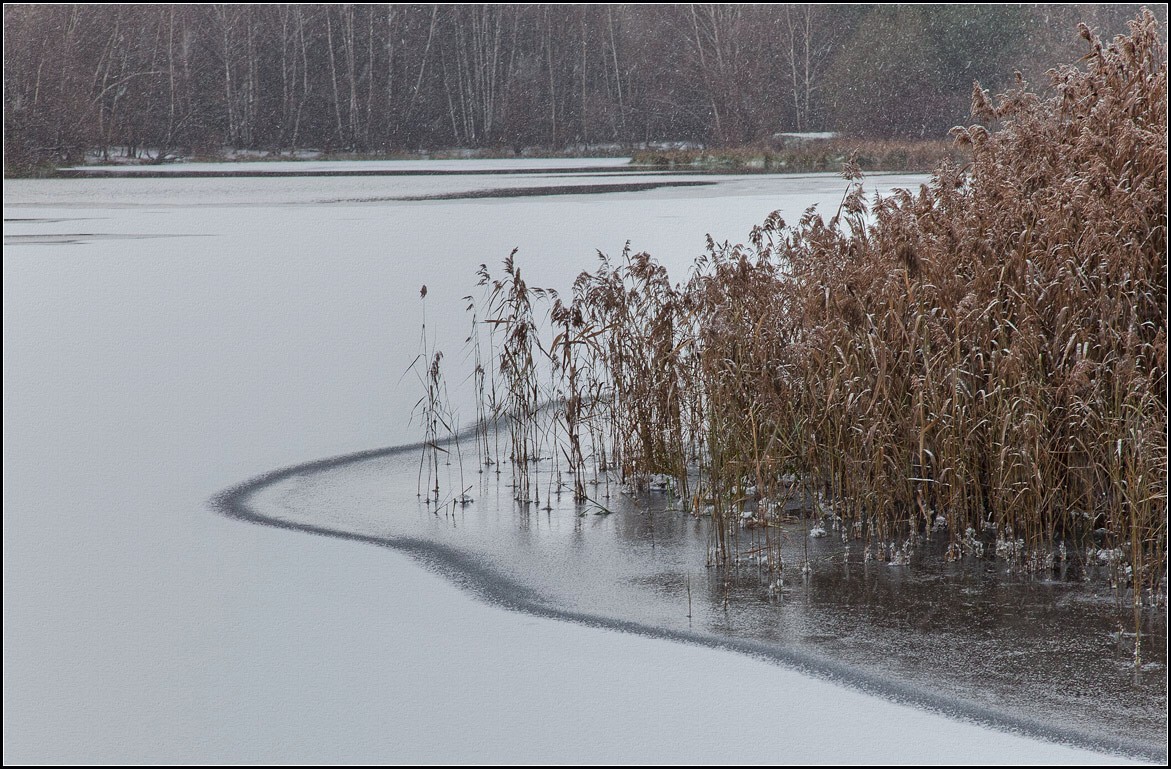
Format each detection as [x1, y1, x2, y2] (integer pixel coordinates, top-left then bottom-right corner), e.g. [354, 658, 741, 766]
[459, 12, 1166, 609]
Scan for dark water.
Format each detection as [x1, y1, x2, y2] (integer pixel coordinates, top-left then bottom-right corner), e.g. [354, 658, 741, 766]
[239, 438, 1167, 761]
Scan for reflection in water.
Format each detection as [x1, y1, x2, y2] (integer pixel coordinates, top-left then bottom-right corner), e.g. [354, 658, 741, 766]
[248, 437, 1166, 759]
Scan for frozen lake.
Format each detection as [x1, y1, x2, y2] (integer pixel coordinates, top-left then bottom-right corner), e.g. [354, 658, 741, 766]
[3, 161, 1154, 763]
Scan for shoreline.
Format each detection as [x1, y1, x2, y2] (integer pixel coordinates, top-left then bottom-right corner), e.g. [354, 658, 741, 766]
[7, 137, 962, 179]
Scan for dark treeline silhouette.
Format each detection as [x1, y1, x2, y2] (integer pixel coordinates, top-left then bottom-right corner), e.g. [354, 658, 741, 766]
[3, 4, 1161, 171]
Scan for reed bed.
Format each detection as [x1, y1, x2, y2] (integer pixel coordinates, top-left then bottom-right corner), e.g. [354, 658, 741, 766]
[456, 13, 1166, 609]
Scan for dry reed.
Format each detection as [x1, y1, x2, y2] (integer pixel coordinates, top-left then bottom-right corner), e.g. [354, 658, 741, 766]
[454, 12, 1166, 609]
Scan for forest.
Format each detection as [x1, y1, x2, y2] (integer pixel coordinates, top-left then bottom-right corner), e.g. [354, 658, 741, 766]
[3, 4, 1163, 172]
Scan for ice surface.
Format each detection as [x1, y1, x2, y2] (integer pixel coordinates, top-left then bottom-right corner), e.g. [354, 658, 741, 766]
[240, 436, 1165, 758]
[4, 165, 1147, 763]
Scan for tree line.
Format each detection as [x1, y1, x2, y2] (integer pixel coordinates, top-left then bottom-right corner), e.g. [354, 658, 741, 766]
[3, 4, 1161, 170]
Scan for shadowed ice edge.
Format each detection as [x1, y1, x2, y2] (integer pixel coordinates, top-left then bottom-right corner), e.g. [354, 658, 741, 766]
[210, 434, 1165, 763]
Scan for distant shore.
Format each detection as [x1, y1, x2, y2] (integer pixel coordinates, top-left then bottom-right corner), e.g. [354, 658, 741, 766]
[7, 137, 965, 179]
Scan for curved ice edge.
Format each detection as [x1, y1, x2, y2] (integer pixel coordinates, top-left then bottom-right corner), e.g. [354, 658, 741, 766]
[211, 440, 1165, 764]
